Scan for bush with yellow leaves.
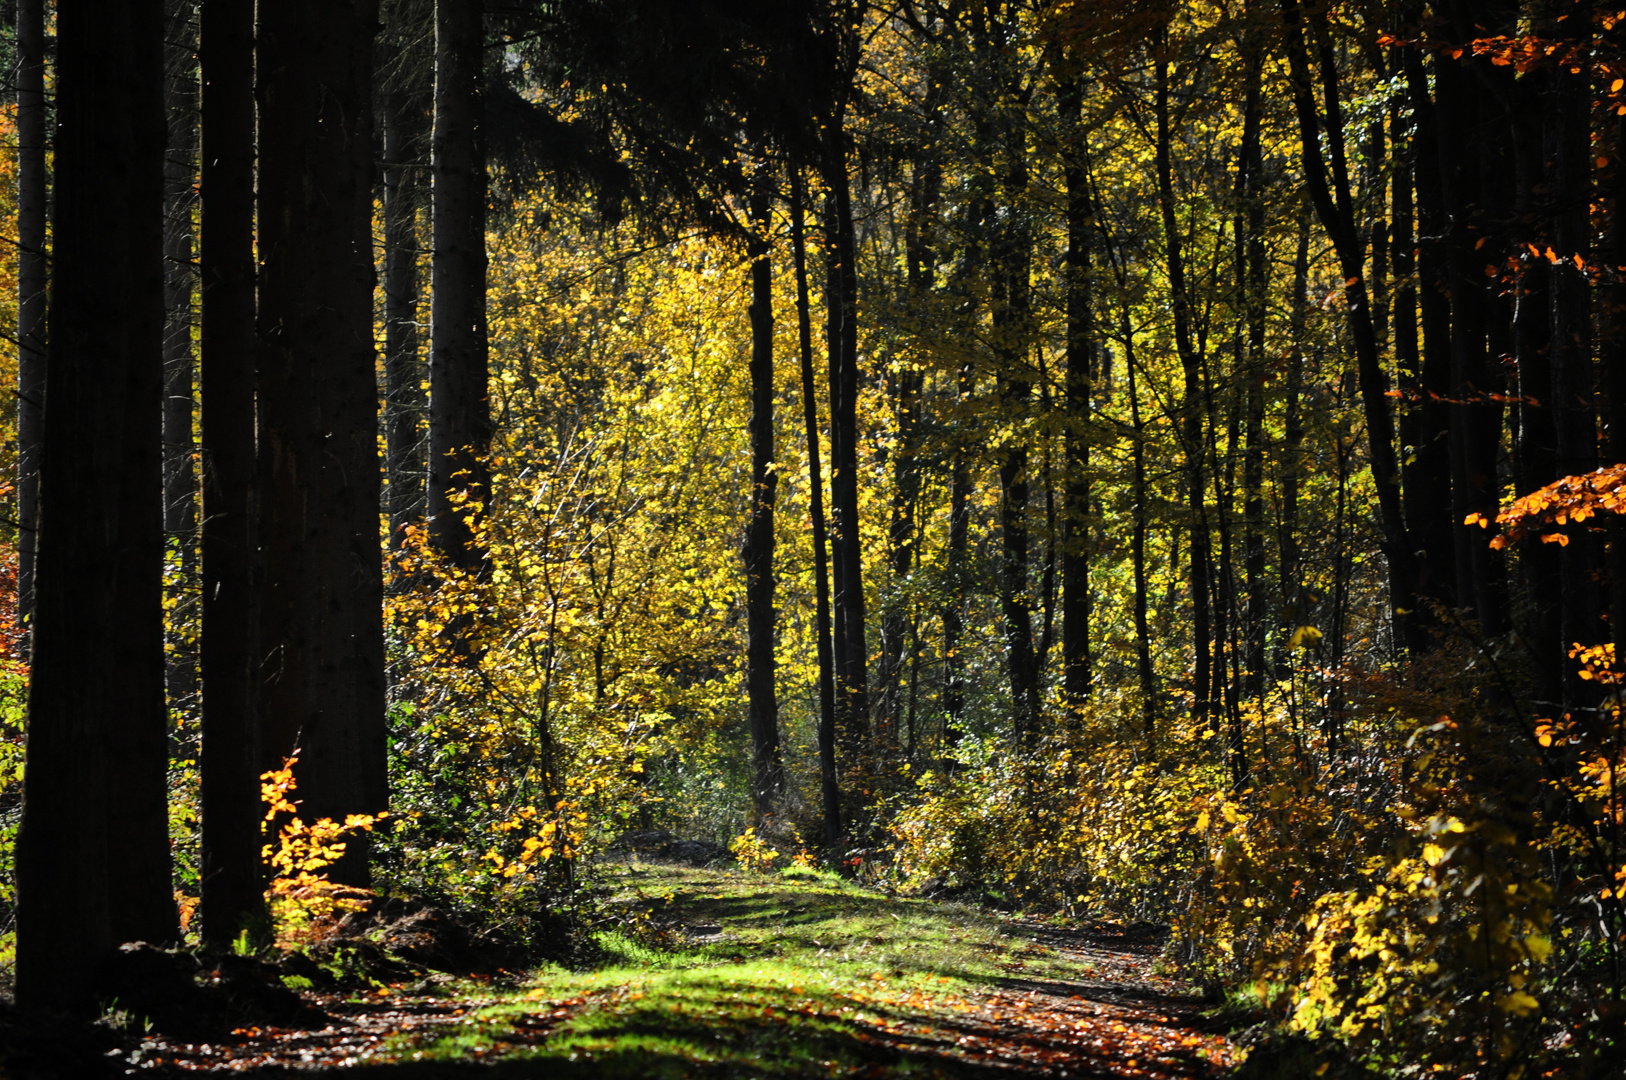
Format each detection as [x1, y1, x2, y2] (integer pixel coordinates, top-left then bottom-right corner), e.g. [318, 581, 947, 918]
[260, 756, 383, 949]
[889, 641, 1626, 1077]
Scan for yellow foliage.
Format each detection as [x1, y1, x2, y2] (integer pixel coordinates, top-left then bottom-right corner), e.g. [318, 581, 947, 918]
[260, 756, 383, 948]
[729, 827, 780, 873]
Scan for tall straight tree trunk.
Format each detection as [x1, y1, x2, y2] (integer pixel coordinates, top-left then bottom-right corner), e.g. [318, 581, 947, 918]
[1434, 45, 1509, 633]
[791, 169, 840, 851]
[942, 392, 971, 745]
[257, 0, 386, 885]
[993, 124, 1038, 742]
[1401, 45, 1458, 611]
[1239, 43, 1267, 701]
[821, 119, 868, 747]
[15, 0, 46, 629]
[16, 0, 173, 1012]
[163, 0, 200, 712]
[429, 0, 490, 570]
[384, 77, 429, 561]
[198, 0, 263, 945]
[879, 156, 933, 745]
[744, 166, 783, 817]
[1281, 218, 1308, 671]
[1060, 77, 1093, 704]
[1506, 59, 1564, 706]
[1154, 54, 1211, 727]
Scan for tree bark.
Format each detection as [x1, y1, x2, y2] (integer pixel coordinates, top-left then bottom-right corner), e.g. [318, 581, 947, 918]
[16, 0, 173, 1011]
[821, 120, 869, 748]
[429, 0, 491, 571]
[198, 0, 264, 945]
[791, 168, 841, 852]
[1060, 77, 1093, 705]
[1401, 45, 1459, 613]
[1154, 53, 1211, 727]
[744, 165, 784, 817]
[15, 0, 46, 631]
[257, 0, 386, 885]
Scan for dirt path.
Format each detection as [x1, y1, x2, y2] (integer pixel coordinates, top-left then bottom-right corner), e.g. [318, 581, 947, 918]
[128, 869, 1241, 1077]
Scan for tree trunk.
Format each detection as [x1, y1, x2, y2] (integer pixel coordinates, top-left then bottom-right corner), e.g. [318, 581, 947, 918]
[1509, 61, 1564, 707]
[16, 0, 173, 1011]
[821, 120, 869, 747]
[1154, 54, 1211, 728]
[257, 0, 386, 885]
[15, 0, 46, 631]
[744, 165, 783, 817]
[879, 153, 933, 745]
[791, 168, 841, 852]
[1401, 45, 1459, 613]
[429, 0, 491, 570]
[1434, 45, 1509, 634]
[1239, 44, 1267, 702]
[198, 0, 264, 946]
[1060, 77, 1093, 705]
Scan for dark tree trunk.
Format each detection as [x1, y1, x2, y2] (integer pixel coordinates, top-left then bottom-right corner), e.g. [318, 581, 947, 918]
[821, 120, 869, 747]
[1281, 218, 1308, 673]
[198, 0, 264, 945]
[1154, 54, 1211, 728]
[791, 169, 841, 852]
[744, 166, 783, 817]
[384, 69, 430, 562]
[993, 120, 1038, 743]
[257, 0, 386, 885]
[1509, 62, 1564, 706]
[1060, 77, 1093, 705]
[942, 403, 971, 744]
[1434, 45, 1509, 634]
[15, 0, 46, 630]
[16, 0, 173, 1012]
[1401, 46, 1459, 612]
[429, 0, 490, 570]
[163, 0, 200, 714]
[1239, 45, 1268, 701]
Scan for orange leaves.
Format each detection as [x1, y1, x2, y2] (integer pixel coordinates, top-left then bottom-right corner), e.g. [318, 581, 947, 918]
[1465, 463, 1626, 550]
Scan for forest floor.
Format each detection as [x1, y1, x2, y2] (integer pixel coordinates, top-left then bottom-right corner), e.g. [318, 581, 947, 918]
[117, 862, 1251, 1078]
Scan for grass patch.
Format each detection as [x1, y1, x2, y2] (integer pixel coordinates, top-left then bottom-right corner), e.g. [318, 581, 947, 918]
[365, 862, 1174, 1076]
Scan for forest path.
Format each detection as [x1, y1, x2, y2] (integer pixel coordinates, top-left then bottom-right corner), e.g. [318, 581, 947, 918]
[140, 863, 1243, 1077]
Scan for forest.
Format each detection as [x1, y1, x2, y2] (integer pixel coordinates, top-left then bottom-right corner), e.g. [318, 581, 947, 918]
[0, 0, 1622, 1077]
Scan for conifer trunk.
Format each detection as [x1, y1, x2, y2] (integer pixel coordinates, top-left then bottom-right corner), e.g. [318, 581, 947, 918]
[257, 0, 386, 885]
[429, 0, 490, 571]
[1060, 78, 1093, 704]
[822, 121, 869, 748]
[198, 0, 264, 945]
[744, 168, 783, 817]
[17, 0, 173, 1011]
[791, 170, 841, 852]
